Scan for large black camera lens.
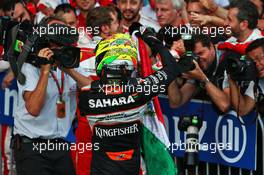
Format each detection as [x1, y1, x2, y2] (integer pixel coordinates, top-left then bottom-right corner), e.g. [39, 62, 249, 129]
[182, 34, 194, 52]
[225, 52, 257, 82]
[226, 56, 243, 75]
[178, 52, 199, 72]
[53, 46, 80, 68]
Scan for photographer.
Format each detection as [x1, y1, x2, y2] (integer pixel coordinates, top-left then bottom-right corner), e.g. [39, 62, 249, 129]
[168, 34, 230, 113]
[13, 17, 80, 175]
[1, 0, 35, 89]
[228, 38, 264, 116]
[2, 0, 35, 22]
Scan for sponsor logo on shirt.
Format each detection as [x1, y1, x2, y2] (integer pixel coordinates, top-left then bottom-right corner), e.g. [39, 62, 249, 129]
[88, 95, 135, 108]
[95, 123, 139, 138]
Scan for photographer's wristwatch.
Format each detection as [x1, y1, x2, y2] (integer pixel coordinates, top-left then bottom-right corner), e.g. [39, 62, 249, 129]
[200, 77, 210, 88]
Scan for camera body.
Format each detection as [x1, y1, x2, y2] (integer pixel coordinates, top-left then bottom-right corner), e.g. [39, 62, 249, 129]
[225, 52, 257, 82]
[0, 17, 80, 69]
[178, 51, 199, 72]
[177, 33, 199, 72]
[178, 115, 203, 166]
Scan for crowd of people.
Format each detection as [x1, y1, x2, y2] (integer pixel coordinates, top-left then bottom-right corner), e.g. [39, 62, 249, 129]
[0, 0, 264, 174]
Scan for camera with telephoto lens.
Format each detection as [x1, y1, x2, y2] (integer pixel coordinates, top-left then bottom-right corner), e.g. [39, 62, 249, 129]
[177, 34, 199, 72]
[178, 51, 199, 72]
[225, 51, 257, 82]
[181, 33, 195, 52]
[155, 27, 199, 72]
[178, 115, 203, 166]
[0, 16, 80, 69]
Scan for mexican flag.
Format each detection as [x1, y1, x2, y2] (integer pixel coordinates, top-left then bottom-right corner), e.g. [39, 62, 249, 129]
[136, 37, 177, 175]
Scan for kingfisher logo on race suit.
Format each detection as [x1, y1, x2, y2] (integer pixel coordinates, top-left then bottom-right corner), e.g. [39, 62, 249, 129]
[95, 123, 139, 138]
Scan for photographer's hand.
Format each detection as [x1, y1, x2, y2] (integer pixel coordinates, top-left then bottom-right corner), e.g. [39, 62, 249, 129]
[23, 48, 54, 117]
[182, 60, 207, 81]
[228, 75, 255, 116]
[183, 61, 231, 112]
[39, 48, 54, 73]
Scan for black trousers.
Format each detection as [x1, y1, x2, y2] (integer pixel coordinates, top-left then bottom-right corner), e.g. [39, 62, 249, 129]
[91, 122, 141, 175]
[13, 136, 76, 175]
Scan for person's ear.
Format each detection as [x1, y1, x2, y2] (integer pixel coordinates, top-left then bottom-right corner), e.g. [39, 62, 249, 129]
[240, 20, 249, 31]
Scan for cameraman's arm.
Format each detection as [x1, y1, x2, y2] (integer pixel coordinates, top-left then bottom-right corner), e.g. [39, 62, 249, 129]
[168, 80, 196, 108]
[203, 79, 230, 113]
[168, 80, 182, 108]
[63, 68, 93, 88]
[184, 61, 230, 112]
[229, 78, 256, 116]
[23, 48, 53, 117]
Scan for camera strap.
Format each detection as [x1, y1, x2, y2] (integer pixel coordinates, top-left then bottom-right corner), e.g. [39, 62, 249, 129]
[6, 24, 19, 77]
[16, 34, 39, 84]
[206, 49, 220, 80]
[213, 49, 222, 76]
[50, 71, 65, 102]
[51, 71, 66, 118]
[15, 18, 50, 84]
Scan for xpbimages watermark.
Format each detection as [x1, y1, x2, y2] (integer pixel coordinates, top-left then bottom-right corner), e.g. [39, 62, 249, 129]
[32, 140, 100, 154]
[163, 25, 232, 38]
[167, 141, 232, 154]
[96, 82, 166, 95]
[32, 25, 100, 37]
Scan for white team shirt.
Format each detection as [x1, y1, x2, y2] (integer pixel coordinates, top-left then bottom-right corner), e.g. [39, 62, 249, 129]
[14, 63, 79, 139]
